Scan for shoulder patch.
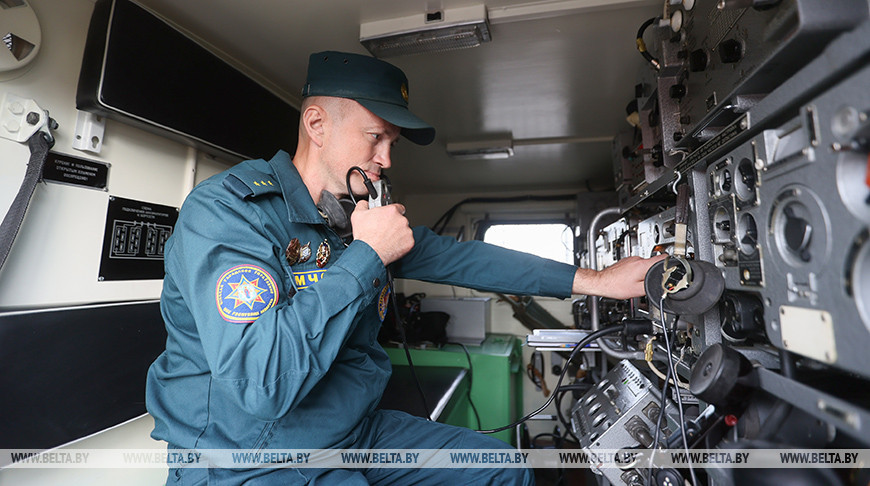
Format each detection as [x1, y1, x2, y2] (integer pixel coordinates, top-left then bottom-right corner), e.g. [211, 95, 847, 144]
[378, 285, 391, 322]
[215, 264, 279, 323]
[222, 167, 281, 199]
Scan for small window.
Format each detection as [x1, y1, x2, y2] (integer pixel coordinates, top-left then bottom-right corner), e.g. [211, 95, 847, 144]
[482, 223, 574, 264]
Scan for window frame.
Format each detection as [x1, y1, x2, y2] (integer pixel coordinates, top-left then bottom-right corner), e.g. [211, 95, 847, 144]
[476, 218, 579, 265]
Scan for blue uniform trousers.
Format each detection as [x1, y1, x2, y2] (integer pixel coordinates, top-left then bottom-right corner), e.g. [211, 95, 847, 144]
[170, 410, 532, 485]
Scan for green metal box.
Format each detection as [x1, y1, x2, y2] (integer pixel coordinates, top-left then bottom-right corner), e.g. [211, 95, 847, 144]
[385, 334, 523, 445]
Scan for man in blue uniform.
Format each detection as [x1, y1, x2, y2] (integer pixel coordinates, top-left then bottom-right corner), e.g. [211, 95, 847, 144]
[146, 51, 662, 485]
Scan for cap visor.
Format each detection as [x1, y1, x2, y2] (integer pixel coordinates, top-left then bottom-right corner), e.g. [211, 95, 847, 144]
[356, 99, 436, 146]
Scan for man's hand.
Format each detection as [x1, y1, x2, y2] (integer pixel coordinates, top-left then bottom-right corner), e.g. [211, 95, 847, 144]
[351, 200, 414, 266]
[572, 254, 667, 299]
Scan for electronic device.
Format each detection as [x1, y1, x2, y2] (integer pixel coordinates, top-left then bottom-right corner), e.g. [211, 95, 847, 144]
[752, 63, 870, 379]
[656, 0, 868, 157]
[570, 360, 682, 486]
[572, 13, 870, 485]
[77, 0, 299, 159]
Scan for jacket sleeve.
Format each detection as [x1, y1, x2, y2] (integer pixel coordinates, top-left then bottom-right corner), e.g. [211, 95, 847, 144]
[167, 183, 386, 421]
[392, 225, 576, 298]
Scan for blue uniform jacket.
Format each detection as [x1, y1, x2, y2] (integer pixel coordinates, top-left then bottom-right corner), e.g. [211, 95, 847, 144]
[145, 150, 577, 452]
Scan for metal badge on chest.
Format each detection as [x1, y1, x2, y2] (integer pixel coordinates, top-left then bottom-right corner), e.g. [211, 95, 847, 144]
[284, 238, 311, 266]
[315, 239, 331, 268]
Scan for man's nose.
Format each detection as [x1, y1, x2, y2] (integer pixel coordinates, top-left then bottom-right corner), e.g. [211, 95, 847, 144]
[374, 146, 392, 169]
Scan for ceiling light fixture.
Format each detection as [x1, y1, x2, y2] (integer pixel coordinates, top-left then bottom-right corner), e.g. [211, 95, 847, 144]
[360, 5, 491, 58]
[446, 137, 514, 160]
[446, 135, 613, 160]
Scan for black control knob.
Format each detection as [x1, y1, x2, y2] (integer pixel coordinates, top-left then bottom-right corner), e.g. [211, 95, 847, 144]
[720, 169, 733, 192]
[669, 83, 687, 100]
[655, 468, 684, 486]
[718, 39, 743, 64]
[689, 49, 708, 72]
[783, 206, 812, 262]
[720, 292, 765, 342]
[690, 343, 753, 406]
[737, 162, 756, 187]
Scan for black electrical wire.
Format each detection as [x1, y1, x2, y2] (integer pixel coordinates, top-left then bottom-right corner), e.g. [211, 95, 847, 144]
[447, 342, 482, 430]
[636, 17, 661, 71]
[653, 310, 698, 486]
[651, 355, 671, 446]
[388, 269, 433, 421]
[345, 166, 376, 204]
[554, 384, 586, 444]
[346, 166, 432, 421]
[647, 345, 673, 486]
[525, 352, 548, 393]
[478, 325, 623, 434]
[531, 432, 564, 449]
[662, 325, 697, 486]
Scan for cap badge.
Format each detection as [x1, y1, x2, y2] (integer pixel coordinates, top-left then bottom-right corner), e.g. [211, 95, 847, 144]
[316, 240, 331, 268]
[400, 83, 409, 103]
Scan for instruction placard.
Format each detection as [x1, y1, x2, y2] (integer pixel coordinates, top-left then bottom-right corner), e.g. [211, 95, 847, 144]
[42, 152, 110, 191]
[99, 196, 178, 280]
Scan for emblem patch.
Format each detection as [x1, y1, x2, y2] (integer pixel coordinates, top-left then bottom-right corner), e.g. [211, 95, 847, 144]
[378, 285, 391, 322]
[215, 264, 279, 323]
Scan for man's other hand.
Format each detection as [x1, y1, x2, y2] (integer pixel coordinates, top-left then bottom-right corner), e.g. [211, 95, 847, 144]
[572, 254, 668, 299]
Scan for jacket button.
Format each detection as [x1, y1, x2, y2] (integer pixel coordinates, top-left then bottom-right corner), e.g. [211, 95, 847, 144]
[373, 278, 381, 288]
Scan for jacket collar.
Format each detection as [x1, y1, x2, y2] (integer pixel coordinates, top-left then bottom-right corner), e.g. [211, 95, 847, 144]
[269, 151, 326, 225]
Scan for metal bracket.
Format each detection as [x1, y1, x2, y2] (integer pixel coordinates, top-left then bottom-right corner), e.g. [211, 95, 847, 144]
[72, 110, 106, 154]
[0, 92, 54, 143]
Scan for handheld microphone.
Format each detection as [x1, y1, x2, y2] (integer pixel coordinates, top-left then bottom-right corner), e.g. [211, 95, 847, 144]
[346, 166, 391, 207]
[316, 167, 393, 242]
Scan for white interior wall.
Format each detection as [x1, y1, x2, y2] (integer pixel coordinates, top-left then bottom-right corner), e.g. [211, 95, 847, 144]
[0, 2, 226, 483]
[0, 0, 233, 310]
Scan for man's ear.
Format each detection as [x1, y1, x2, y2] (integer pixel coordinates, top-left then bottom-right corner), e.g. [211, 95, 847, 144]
[302, 104, 326, 148]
